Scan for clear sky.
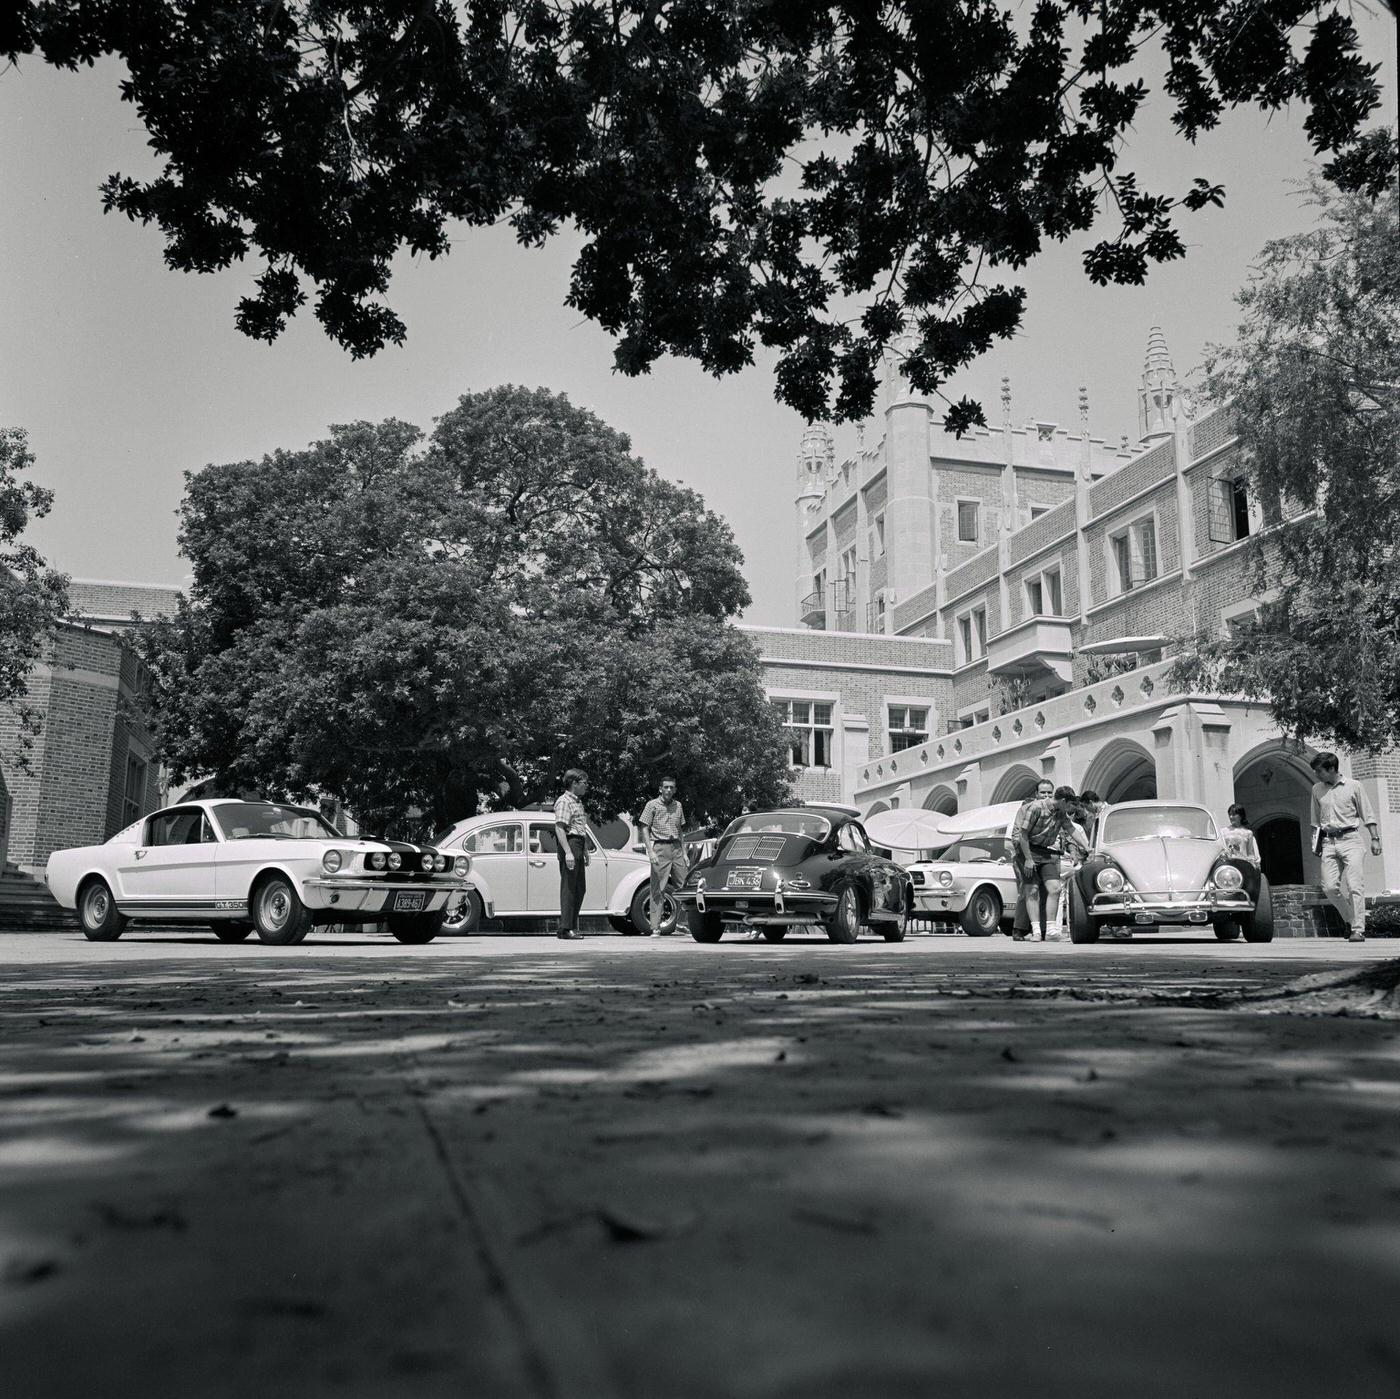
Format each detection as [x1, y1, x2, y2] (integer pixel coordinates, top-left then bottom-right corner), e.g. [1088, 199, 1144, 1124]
[1, 14, 1395, 627]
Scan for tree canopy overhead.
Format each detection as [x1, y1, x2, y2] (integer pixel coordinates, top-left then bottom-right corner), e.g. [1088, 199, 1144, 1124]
[1171, 180, 1400, 751]
[6, 2, 1393, 429]
[143, 387, 791, 830]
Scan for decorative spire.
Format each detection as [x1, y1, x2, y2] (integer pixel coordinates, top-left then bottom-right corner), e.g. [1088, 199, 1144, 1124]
[1144, 324, 1174, 379]
[1078, 385, 1089, 428]
[1138, 324, 1178, 443]
[1000, 375, 1012, 427]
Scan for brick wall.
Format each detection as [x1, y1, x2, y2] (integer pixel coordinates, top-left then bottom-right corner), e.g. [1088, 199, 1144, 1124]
[935, 465, 1004, 568]
[1014, 474, 1076, 520]
[1007, 497, 1076, 566]
[67, 580, 182, 622]
[1273, 886, 1349, 939]
[1088, 438, 1176, 516]
[893, 580, 940, 635]
[1189, 404, 1237, 460]
[745, 626, 952, 669]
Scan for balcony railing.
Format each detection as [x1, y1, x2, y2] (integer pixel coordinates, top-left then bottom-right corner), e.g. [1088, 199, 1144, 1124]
[800, 590, 826, 627]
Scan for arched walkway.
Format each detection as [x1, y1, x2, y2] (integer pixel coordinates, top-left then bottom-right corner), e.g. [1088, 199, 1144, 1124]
[921, 785, 958, 816]
[991, 765, 1041, 804]
[1083, 740, 1157, 804]
[1233, 740, 1317, 886]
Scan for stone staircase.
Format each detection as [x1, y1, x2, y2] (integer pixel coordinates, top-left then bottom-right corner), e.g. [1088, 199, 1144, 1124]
[0, 869, 75, 931]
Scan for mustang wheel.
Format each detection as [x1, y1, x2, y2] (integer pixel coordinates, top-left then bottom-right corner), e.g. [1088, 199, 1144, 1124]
[1067, 883, 1099, 944]
[1241, 878, 1275, 943]
[442, 889, 483, 935]
[959, 887, 1002, 938]
[688, 908, 725, 943]
[826, 885, 862, 944]
[388, 910, 446, 944]
[211, 921, 253, 943]
[79, 878, 126, 942]
[627, 884, 677, 936]
[252, 875, 314, 946]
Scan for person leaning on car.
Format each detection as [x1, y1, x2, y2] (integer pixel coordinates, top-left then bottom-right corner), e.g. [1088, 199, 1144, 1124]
[1010, 779, 1055, 938]
[639, 777, 687, 935]
[553, 769, 591, 940]
[1310, 752, 1381, 944]
[1014, 785, 1083, 942]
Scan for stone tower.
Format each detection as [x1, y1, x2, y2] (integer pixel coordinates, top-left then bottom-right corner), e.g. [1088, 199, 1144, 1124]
[1138, 325, 1178, 443]
[795, 423, 832, 616]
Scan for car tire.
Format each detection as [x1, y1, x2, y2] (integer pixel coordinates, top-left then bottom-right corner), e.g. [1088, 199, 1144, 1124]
[251, 874, 314, 946]
[881, 905, 909, 943]
[1241, 877, 1275, 943]
[627, 884, 677, 936]
[211, 921, 254, 943]
[1212, 917, 1242, 941]
[762, 927, 788, 942]
[688, 908, 725, 943]
[959, 886, 1002, 937]
[825, 885, 862, 944]
[1067, 882, 1099, 944]
[442, 888, 483, 935]
[79, 878, 126, 942]
[387, 910, 446, 944]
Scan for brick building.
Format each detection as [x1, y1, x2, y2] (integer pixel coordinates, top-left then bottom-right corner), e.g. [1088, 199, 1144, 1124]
[764, 328, 1400, 925]
[0, 580, 180, 875]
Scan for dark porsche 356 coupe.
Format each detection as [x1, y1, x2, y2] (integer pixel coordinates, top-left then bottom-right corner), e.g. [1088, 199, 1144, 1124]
[674, 807, 913, 944]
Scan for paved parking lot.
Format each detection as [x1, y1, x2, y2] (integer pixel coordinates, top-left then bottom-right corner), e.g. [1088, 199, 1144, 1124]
[2, 930, 1398, 1398]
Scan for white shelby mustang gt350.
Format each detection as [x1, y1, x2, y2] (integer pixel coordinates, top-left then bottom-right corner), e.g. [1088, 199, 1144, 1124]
[45, 799, 471, 945]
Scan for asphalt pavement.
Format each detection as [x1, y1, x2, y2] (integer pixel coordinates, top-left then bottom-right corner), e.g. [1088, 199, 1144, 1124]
[2, 929, 1398, 1399]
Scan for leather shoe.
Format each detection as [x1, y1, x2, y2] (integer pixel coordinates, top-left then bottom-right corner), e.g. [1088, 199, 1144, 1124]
[556, 929, 583, 940]
[1348, 931, 1366, 943]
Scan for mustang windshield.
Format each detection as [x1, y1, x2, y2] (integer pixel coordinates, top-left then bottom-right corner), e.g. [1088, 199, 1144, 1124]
[212, 802, 341, 840]
[936, 835, 1014, 864]
[723, 811, 832, 842]
[1101, 807, 1217, 843]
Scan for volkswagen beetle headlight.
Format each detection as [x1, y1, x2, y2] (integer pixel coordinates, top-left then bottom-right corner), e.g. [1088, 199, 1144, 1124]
[367, 851, 386, 871]
[388, 852, 402, 871]
[1214, 864, 1244, 890]
[321, 850, 344, 874]
[453, 855, 470, 877]
[937, 868, 954, 888]
[1096, 867, 1125, 893]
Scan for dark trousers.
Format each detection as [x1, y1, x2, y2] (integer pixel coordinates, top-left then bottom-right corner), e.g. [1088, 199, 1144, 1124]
[557, 835, 587, 931]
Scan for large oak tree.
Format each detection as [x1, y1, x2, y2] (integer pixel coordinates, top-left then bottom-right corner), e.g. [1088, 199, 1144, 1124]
[5, 3, 1393, 428]
[141, 388, 792, 830]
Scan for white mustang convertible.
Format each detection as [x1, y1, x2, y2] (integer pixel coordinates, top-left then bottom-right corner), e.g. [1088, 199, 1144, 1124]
[45, 799, 471, 945]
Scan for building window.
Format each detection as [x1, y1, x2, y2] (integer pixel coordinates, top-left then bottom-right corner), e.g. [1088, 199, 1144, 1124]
[957, 606, 988, 664]
[1029, 504, 1050, 520]
[839, 546, 857, 585]
[1209, 474, 1257, 544]
[872, 513, 886, 557]
[773, 699, 834, 768]
[122, 754, 148, 827]
[888, 706, 929, 752]
[1025, 566, 1063, 617]
[957, 500, 980, 544]
[1110, 516, 1158, 593]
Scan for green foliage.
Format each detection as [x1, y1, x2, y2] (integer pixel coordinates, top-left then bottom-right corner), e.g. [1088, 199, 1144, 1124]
[0, 426, 69, 766]
[1170, 178, 1400, 750]
[140, 388, 790, 830]
[5, 3, 1392, 426]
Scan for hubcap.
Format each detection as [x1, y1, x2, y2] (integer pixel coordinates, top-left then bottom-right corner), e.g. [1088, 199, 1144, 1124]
[841, 891, 858, 932]
[647, 893, 677, 928]
[264, 886, 290, 929]
[86, 889, 108, 925]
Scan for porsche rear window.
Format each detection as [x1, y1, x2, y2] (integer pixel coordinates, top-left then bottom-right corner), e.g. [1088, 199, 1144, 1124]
[723, 812, 831, 841]
[1101, 807, 1217, 842]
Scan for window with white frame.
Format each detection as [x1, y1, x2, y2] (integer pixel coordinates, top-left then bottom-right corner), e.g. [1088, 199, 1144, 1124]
[839, 545, 857, 586]
[1109, 516, 1158, 593]
[887, 705, 929, 752]
[1029, 504, 1050, 520]
[772, 699, 834, 768]
[957, 606, 988, 664]
[1025, 565, 1063, 617]
[956, 500, 980, 544]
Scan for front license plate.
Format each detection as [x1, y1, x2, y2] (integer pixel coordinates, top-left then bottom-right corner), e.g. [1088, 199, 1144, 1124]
[726, 869, 762, 890]
[393, 891, 427, 913]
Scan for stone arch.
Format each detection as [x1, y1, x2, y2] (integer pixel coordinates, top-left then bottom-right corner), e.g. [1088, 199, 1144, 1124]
[991, 764, 1042, 804]
[1083, 739, 1157, 804]
[865, 800, 892, 818]
[921, 785, 958, 816]
[1233, 739, 1317, 886]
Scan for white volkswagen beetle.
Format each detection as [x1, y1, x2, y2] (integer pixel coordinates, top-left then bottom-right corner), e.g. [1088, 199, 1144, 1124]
[45, 799, 470, 945]
[430, 808, 677, 935]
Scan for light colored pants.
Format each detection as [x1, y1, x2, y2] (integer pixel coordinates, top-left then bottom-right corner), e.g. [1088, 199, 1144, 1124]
[649, 845, 688, 930]
[1319, 831, 1368, 933]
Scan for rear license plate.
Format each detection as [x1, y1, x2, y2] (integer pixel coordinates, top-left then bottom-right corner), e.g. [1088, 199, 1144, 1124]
[726, 869, 762, 890]
[393, 891, 427, 913]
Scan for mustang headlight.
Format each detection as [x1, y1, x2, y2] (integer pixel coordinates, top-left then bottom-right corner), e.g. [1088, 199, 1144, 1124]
[321, 850, 345, 874]
[937, 868, 955, 888]
[420, 853, 434, 871]
[1096, 867, 1125, 893]
[453, 855, 470, 877]
[433, 853, 448, 872]
[367, 851, 386, 871]
[388, 852, 402, 871]
[1214, 864, 1244, 890]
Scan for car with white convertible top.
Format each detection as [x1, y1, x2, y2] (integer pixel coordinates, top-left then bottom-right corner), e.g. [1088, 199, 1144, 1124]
[45, 799, 470, 945]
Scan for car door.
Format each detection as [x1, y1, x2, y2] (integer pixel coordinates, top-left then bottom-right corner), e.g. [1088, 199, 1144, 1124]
[114, 808, 220, 911]
[525, 822, 608, 913]
[461, 821, 527, 916]
[839, 821, 899, 915]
